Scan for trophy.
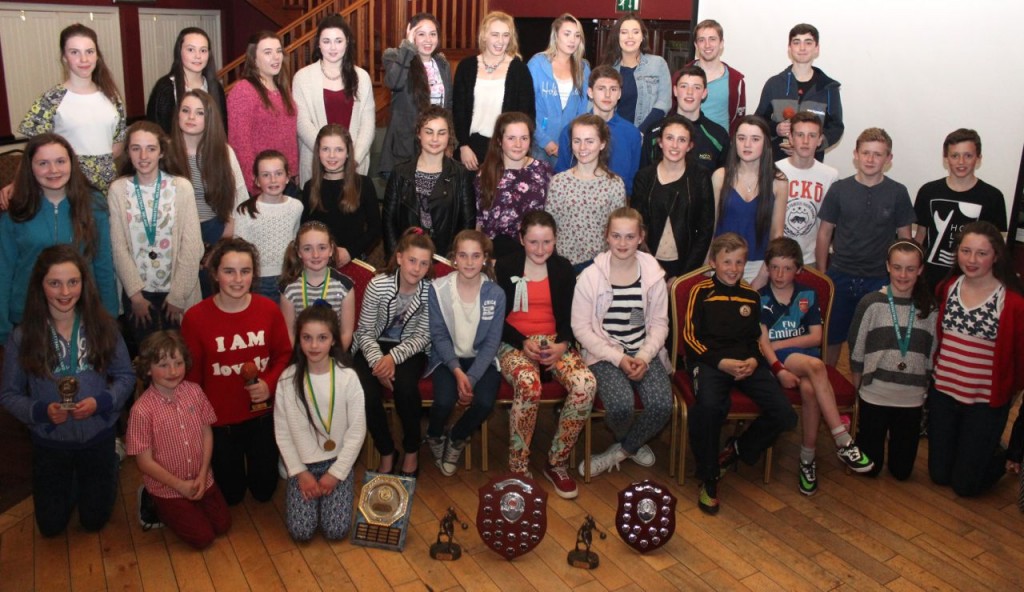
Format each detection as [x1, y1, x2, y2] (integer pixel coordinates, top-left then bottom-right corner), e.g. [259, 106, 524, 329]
[242, 362, 270, 412]
[616, 480, 677, 553]
[430, 507, 469, 561]
[351, 472, 416, 551]
[477, 474, 547, 560]
[57, 376, 79, 410]
[567, 514, 606, 569]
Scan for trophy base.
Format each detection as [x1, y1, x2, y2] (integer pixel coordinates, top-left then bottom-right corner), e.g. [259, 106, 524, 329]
[250, 401, 271, 413]
[568, 550, 599, 569]
[430, 542, 462, 561]
[59, 402, 77, 411]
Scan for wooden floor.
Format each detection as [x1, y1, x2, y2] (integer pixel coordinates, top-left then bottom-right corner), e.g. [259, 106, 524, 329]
[3, 361, 1024, 592]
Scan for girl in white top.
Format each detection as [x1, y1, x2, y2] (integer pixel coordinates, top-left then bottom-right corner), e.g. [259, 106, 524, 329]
[17, 24, 126, 195]
[274, 304, 365, 541]
[293, 14, 375, 182]
[545, 114, 626, 267]
[233, 151, 303, 304]
[108, 121, 202, 346]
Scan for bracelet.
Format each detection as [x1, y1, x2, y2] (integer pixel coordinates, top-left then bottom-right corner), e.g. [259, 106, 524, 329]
[770, 361, 785, 376]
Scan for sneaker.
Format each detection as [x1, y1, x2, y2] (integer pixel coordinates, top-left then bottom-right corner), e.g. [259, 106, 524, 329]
[578, 443, 628, 478]
[698, 479, 720, 515]
[629, 444, 656, 467]
[798, 460, 818, 496]
[836, 443, 874, 473]
[718, 437, 739, 477]
[115, 437, 126, 463]
[438, 438, 467, 477]
[542, 464, 578, 499]
[137, 486, 164, 531]
[426, 435, 446, 464]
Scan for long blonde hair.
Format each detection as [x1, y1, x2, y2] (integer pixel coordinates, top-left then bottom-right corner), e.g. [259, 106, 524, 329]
[542, 14, 587, 95]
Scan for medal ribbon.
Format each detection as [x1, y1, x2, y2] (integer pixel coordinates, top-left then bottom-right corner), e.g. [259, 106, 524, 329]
[48, 313, 81, 376]
[305, 363, 335, 438]
[301, 271, 330, 307]
[886, 285, 915, 359]
[133, 171, 162, 249]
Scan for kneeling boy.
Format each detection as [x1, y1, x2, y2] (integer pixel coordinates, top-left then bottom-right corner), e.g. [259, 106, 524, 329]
[683, 233, 797, 514]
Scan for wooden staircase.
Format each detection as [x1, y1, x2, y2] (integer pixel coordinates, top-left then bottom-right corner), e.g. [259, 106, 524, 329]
[217, 0, 487, 126]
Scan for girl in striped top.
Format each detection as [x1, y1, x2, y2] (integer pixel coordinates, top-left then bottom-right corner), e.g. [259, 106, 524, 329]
[928, 222, 1024, 496]
[279, 222, 356, 350]
[847, 240, 937, 481]
[570, 207, 673, 478]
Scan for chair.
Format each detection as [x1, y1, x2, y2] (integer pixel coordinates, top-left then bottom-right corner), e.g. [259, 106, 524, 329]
[670, 265, 857, 485]
[0, 150, 23, 188]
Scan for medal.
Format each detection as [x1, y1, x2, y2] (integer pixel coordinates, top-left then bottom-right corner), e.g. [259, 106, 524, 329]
[886, 285, 916, 372]
[148, 251, 158, 260]
[133, 171, 162, 261]
[305, 363, 337, 451]
[897, 362, 907, 371]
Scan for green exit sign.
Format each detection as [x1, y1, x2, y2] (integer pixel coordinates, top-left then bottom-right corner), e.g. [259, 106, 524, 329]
[616, 0, 640, 12]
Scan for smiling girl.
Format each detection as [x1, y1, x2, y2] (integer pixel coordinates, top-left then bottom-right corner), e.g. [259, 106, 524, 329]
[182, 238, 293, 505]
[848, 239, 937, 481]
[602, 14, 670, 134]
[146, 27, 227, 135]
[19, 24, 125, 193]
[380, 13, 452, 177]
[108, 121, 203, 348]
[294, 14, 375, 183]
[545, 114, 625, 269]
[228, 31, 297, 195]
[383, 106, 474, 257]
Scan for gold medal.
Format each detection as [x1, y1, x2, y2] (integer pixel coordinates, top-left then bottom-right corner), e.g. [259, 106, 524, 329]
[324, 439, 336, 451]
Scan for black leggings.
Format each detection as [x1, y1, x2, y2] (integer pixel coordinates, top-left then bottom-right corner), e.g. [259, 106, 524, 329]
[211, 413, 279, 505]
[355, 343, 427, 455]
[856, 397, 922, 480]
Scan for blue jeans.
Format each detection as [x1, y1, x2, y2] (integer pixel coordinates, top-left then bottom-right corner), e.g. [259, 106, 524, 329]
[826, 269, 887, 345]
[33, 433, 119, 537]
[255, 276, 281, 303]
[428, 359, 500, 442]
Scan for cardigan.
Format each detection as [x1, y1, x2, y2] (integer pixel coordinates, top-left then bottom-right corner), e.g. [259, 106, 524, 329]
[352, 272, 432, 367]
[0, 327, 134, 449]
[452, 55, 535, 148]
[227, 80, 299, 194]
[495, 250, 576, 349]
[379, 42, 453, 174]
[293, 62, 375, 182]
[274, 363, 366, 481]
[427, 273, 505, 386]
[0, 193, 118, 342]
[300, 177, 381, 260]
[146, 74, 228, 135]
[107, 175, 203, 311]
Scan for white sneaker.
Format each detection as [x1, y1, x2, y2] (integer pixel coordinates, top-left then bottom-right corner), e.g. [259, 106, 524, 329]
[629, 444, 656, 467]
[439, 438, 467, 477]
[578, 443, 628, 478]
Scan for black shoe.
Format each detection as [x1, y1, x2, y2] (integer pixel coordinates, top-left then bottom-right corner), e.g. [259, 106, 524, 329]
[398, 468, 419, 479]
[137, 486, 163, 531]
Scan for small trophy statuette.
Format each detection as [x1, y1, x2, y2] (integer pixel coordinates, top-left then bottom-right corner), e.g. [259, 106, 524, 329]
[567, 514, 606, 569]
[57, 376, 79, 410]
[242, 362, 270, 412]
[430, 507, 469, 561]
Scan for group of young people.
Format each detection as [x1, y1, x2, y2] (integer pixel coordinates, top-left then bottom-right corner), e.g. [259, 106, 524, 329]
[0, 9, 1022, 550]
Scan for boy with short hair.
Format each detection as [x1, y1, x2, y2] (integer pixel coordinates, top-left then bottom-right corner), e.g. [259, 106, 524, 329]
[643, 65, 730, 172]
[555, 65, 642, 194]
[758, 237, 873, 496]
[755, 23, 843, 162]
[683, 233, 797, 514]
[914, 129, 1006, 289]
[688, 19, 746, 134]
[815, 128, 915, 366]
[776, 111, 839, 267]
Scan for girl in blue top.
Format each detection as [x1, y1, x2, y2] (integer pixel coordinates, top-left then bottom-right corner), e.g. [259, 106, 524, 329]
[527, 13, 591, 166]
[0, 133, 117, 344]
[426, 229, 505, 476]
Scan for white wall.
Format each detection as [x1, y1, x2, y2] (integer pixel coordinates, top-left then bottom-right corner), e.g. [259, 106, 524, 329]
[698, 0, 1024, 217]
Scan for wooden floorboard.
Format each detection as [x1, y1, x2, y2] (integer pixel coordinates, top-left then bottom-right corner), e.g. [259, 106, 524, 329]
[2, 387, 1024, 591]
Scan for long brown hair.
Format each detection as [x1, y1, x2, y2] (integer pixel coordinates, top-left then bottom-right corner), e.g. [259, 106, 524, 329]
[718, 115, 785, 248]
[166, 27, 224, 115]
[887, 239, 937, 318]
[279, 221, 337, 289]
[164, 89, 236, 222]
[241, 31, 295, 115]
[602, 13, 650, 65]
[946, 221, 1024, 295]
[205, 237, 261, 293]
[19, 245, 119, 377]
[406, 13, 442, 110]
[568, 114, 615, 180]
[237, 150, 289, 218]
[449, 229, 495, 280]
[9, 134, 100, 259]
[383, 227, 436, 277]
[59, 24, 122, 106]
[478, 111, 535, 211]
[288, 304, 350, 441]
[307, 124, 361, 214]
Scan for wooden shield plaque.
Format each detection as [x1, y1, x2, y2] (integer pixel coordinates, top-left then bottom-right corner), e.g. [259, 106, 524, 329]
[477, 474, 547, 559]
[616, 480, 676, 553]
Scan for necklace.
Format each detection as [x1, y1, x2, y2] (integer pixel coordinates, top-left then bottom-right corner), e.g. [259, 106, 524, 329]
[320, 60, 341, 81]
[133, 171, 162, 260]
[886, 285, 916, 371]
[305, 364, 337, 451]
[481, 53, 505, 74]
